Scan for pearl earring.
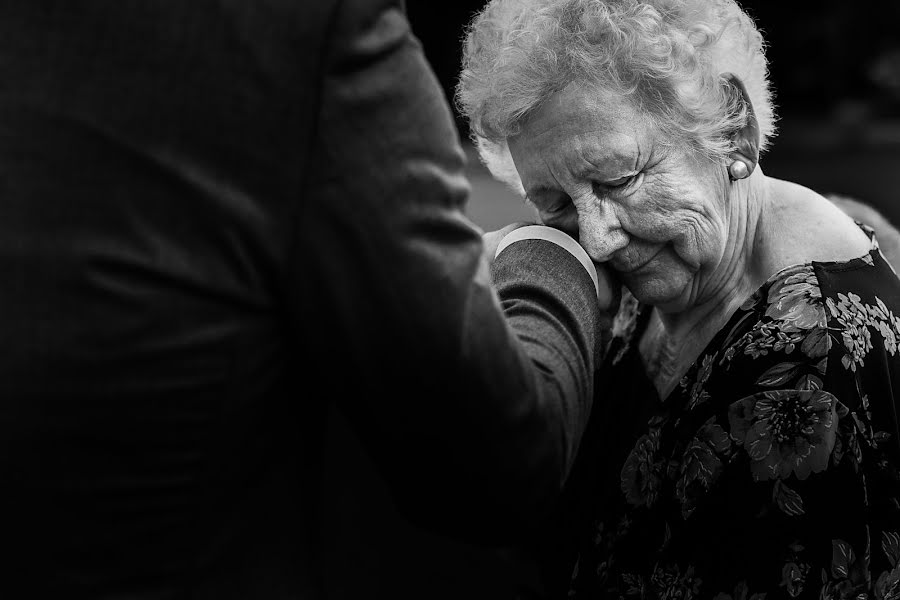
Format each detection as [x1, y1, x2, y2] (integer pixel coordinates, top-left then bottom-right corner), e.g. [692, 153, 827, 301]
[729, 161, 749, 180]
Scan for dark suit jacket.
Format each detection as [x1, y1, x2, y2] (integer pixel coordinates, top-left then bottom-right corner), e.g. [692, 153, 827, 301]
[0, 1, 602, 597]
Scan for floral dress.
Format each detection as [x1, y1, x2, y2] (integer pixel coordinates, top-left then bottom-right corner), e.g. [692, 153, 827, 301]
[563, 224, 900, 600]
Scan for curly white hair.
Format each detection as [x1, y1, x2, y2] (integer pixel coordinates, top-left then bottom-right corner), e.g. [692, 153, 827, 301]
[456, 0, 777, 195]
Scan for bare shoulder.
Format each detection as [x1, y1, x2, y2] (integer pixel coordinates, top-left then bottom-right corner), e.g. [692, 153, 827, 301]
[762, 177, 872, 265]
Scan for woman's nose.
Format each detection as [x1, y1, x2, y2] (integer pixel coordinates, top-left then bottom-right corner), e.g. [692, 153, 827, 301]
[578, 203, 628, 262]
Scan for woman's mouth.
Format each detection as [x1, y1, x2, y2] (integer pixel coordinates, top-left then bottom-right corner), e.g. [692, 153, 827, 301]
[612, 246, 664, 274]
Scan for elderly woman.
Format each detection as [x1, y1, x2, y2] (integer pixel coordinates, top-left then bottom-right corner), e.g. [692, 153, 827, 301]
[458, 0, 900, 598]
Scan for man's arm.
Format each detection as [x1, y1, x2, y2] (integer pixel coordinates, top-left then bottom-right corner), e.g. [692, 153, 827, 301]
[293, 0, 608, 542]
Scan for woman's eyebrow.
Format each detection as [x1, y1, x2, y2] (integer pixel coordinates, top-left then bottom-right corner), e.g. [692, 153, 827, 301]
[574, 161, 634, 181]
[576, 149, 639, 180]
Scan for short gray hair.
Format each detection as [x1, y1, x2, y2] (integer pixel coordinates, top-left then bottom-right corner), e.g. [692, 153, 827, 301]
[456, 0, 777, 195]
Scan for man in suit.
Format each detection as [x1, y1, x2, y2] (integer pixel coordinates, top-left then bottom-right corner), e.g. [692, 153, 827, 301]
[0, 0, 612, 597]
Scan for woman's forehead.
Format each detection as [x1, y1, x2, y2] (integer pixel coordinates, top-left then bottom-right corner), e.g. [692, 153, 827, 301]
[523, 83, 642, 138]
[510, 84, 650, 180]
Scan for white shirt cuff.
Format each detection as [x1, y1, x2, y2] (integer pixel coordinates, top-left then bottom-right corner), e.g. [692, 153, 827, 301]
[494, 225, 600, 300]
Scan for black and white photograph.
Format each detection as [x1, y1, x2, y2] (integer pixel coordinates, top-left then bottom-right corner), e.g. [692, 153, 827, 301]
[1, 2, 899, 599]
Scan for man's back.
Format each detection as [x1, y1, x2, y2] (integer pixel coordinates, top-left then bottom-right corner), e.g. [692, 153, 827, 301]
[0, 1, 346, 596]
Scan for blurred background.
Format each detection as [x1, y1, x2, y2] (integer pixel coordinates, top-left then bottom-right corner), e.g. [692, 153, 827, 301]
[324, 4, 900, 598]
[408, 0, 900, 230]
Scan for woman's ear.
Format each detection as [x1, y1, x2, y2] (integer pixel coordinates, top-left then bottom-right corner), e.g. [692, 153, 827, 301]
[722, 73, 760, 180]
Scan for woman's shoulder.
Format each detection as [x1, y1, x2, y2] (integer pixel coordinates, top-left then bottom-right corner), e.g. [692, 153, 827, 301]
[709, 231, 900, 412]
[760, 178, 872, 272]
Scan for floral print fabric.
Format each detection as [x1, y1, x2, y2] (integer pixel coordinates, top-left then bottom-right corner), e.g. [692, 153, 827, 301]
[565, 225, 900, 600]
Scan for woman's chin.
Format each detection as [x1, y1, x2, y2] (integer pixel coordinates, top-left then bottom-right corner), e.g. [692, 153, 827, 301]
[616, 247, 699, 311]
[622, 274, 691, 311]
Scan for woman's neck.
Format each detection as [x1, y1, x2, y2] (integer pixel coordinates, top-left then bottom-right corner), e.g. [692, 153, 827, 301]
[641, 295, 748, 399]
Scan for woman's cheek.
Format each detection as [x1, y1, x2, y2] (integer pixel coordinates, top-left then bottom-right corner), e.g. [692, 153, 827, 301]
[674, 213, 724, 271]
[625, 180, 681, 242]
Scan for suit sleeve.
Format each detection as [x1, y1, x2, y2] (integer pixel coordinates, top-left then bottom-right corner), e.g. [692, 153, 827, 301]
[293, 0, 604, 543]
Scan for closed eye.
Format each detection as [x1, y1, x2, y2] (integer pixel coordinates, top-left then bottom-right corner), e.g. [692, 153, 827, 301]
[595, 172, 643, 194]
[606, 175, 633, 188]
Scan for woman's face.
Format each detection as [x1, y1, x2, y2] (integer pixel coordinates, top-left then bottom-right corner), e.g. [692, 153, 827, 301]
[507, 84, 731, 312]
